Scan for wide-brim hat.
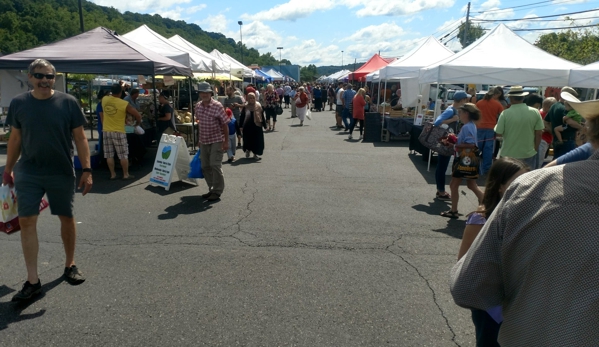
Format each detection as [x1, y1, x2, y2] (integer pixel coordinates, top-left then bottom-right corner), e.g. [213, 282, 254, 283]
[561, 92, 599, 120]
[507, 86, 529, 97]
[198, 82, 213, 93]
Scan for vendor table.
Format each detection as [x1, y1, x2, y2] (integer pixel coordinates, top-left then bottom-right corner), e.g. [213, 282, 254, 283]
[384, 116, 413, 137]
[177, 123, 195, 145]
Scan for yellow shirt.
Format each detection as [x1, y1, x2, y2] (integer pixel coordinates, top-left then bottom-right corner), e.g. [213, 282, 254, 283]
[101, 96, 128, 133]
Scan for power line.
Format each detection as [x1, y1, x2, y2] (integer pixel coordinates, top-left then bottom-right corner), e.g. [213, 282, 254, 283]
[512, 23, 599, 31]
[473, 15, 599, 23]
[472, 8, 599, 21]
[474, 0, 581, 14]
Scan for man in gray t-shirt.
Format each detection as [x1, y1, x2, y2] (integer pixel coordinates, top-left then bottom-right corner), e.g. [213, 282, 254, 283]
[3, 59, 93, 302]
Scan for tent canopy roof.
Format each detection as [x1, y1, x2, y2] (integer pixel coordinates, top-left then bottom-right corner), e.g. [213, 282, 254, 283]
[419, 24, 581, 85]
[168, 35, 230, 73]
[123, 25, 214, 72]
[569, 60, 599, 88]
[377, 36, 454, 81]
[348, 54, 396, 82]
[211, 50, 254, 77]
[0, 27, 192, 76]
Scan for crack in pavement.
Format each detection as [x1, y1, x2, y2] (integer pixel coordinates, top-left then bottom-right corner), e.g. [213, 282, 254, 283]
[385, 237, 461, 347]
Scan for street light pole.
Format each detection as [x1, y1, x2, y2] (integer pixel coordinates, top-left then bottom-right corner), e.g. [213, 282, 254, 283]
[277, 47, 283, 73]
[341, 50, 344, 68]
[77, 0, 85, 33]
[238, 21, 244, 65]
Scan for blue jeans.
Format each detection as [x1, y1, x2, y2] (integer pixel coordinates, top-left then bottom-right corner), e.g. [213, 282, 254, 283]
[471, 309, 501, 347]
[436, 154, 452, 192]
[553, 140, 577, 159]
[477, 128, 495, 175]
[342, 108, 353, 129]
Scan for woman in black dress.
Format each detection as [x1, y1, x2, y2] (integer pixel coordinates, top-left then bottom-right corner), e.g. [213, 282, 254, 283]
[240, 93, 266, 160]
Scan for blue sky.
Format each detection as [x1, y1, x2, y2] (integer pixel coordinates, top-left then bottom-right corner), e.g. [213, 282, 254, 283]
[90, 0, 598, 66]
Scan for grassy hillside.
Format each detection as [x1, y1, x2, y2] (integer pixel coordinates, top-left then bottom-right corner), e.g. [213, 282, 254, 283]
[0, 0, 279, 66]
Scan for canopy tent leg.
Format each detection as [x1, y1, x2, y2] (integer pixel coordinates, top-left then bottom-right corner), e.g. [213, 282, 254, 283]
[89, 77, 94, 140]
[189, 77, 196, 150]
[153, 74, 158, 145]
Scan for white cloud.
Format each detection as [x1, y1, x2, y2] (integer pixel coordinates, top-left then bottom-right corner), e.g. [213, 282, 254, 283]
[479, 0, 501, 11]
[241, 21, 284, 50]
[342, 22, 407, 42]
[198, 14, 229, 33]
[161, 4, 206, 20]
[352, 0, 456, 17]
[90, 0, 193, 14]
[242, 0, 336, 21]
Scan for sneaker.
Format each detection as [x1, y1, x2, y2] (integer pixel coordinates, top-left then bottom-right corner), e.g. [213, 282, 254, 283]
[245, 150, 250, 158]
[253, 154, 261, 160]
[300, 121, 304, 126]
[12, 280, 42, 302]
[206, 193, 221, 201]
[348, 135, 353, 140]
[64, 265, 85, 285]
[201, 192, 212, 199]
[227, 157, 233, 163]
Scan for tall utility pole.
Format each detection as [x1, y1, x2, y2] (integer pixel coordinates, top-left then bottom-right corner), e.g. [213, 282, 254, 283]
[462, 2, 471, 47]
[78, 0, 85, 32]
[277, 47, 283, 73]
[238, 21, 244, 65]
[341, 51, 344, 68]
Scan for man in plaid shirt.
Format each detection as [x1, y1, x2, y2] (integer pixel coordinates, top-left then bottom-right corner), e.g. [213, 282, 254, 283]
[194, 82, 229, 201]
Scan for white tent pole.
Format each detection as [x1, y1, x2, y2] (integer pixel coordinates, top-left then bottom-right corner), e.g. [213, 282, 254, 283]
[189, 77, 196, 150]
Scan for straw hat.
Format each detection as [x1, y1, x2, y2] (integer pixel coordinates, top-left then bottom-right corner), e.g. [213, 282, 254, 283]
[506, 86, 529, 97]
[560, 92, 599, 120]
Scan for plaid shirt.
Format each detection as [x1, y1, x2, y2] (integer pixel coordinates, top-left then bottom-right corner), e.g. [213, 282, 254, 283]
[195, 98, 228, 144]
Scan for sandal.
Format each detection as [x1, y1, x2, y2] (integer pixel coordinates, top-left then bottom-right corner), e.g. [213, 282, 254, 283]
[441, 210, 459, 219]
[436, 192, 451, 201]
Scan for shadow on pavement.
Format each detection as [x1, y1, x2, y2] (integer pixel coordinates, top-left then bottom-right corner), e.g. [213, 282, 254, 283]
[431, 219, 465, 239]
[230, 158, 262, 166]
[157, 195, 213, 220]
[0, 276, 65, 331]
[371, 140, 410, 148]
[407, 154, 437, 185]
[144, 181, 198, 196]
[412, 200, 452, 217]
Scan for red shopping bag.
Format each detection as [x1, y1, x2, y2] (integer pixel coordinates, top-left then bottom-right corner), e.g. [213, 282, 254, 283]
[0, 185, 49, 234]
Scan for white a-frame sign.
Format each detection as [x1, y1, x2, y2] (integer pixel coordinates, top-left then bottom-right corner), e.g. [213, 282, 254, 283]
[150, 134, 198, 191]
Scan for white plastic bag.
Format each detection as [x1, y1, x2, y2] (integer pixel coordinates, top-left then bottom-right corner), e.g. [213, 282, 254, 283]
[306, 109, 312, 120]
[134, 126, 145, 135]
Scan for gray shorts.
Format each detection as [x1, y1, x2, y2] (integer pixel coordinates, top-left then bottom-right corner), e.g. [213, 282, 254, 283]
[14, 173, 76, 217]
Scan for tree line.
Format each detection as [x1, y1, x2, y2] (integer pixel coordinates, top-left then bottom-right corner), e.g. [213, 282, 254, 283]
[0, 0, 281, 67]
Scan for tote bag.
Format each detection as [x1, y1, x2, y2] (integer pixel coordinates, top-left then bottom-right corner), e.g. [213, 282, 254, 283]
[452, 147, 481, 179]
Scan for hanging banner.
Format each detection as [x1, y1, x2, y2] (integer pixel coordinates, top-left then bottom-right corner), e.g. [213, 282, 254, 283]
[150, 134, 197, 191]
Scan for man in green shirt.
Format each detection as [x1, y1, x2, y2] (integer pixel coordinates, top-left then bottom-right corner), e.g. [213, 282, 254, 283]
[546, 86, 583, 159]
[495, 86, 544, 169]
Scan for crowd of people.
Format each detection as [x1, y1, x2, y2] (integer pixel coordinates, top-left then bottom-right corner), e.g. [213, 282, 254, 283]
[4, 59, 599, 346]
[427, 83, 599, 345]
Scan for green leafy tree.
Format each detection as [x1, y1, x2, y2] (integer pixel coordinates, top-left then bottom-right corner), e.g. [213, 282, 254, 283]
[457, 21, 485, 48]
[535, 24, 599, 65]
[300, 64, 318, 82]
[0, 0, 291, 67]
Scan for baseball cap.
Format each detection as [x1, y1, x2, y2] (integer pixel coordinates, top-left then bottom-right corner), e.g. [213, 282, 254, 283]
[453, 91, 468, 101]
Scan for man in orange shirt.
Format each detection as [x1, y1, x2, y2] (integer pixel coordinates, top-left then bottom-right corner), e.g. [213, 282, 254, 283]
[476, 90, 505, 175]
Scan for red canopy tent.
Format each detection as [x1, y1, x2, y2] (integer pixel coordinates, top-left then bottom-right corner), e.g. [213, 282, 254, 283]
[348, 54, 396, 82]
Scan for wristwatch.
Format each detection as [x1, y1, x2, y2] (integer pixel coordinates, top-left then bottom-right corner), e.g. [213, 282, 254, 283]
[82, 168, 92, 173]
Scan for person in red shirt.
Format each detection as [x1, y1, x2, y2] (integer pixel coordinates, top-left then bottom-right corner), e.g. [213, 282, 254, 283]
[476, 89, 505, 175]
[294, 87, 309, 126]
[349, 88, 366, 140]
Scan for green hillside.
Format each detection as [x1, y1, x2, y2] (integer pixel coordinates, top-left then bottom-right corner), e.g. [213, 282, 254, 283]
[0, 0, 280, 66]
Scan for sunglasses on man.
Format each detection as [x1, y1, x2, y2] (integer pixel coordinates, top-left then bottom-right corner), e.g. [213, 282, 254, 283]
[32, 73, 56, 80]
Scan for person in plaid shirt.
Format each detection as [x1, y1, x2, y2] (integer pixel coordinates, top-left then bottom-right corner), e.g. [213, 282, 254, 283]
[194, 82, 229, 201]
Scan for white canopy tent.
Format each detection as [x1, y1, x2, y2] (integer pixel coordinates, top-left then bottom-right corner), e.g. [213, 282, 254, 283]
[264, 69, 285, 81]
[568, 61, 599, 88]
[324, 69, 352, 83]
[419, 24, 581, 86]
[416, 24, 581, 170]
[376, 37, 454, 82]
[168, 35, 230, 73]
[210, 50, 254, 78]
[123, 25, 213, 72]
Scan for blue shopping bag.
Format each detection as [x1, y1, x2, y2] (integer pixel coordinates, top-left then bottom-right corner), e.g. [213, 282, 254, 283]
[188, 150, 204, 179]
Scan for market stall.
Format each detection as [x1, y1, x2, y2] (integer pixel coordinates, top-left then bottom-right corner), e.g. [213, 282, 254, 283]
[419, 24, 581, 86]
[569, 60, 599, 89]
[168, 35, 231, 74]
[0, 26, 193, 165]
[348, 54, 396, 82]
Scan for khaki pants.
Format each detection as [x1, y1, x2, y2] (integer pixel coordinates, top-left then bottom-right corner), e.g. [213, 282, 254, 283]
[200, 142, 225, 195]
[291, 102, 297, 117]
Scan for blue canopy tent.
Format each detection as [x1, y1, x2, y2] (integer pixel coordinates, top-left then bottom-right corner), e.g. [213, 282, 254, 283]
[254, 69, 273, 83]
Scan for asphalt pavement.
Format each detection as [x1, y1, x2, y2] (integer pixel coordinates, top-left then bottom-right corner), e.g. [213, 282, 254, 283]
[0, 106, 481, 346]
